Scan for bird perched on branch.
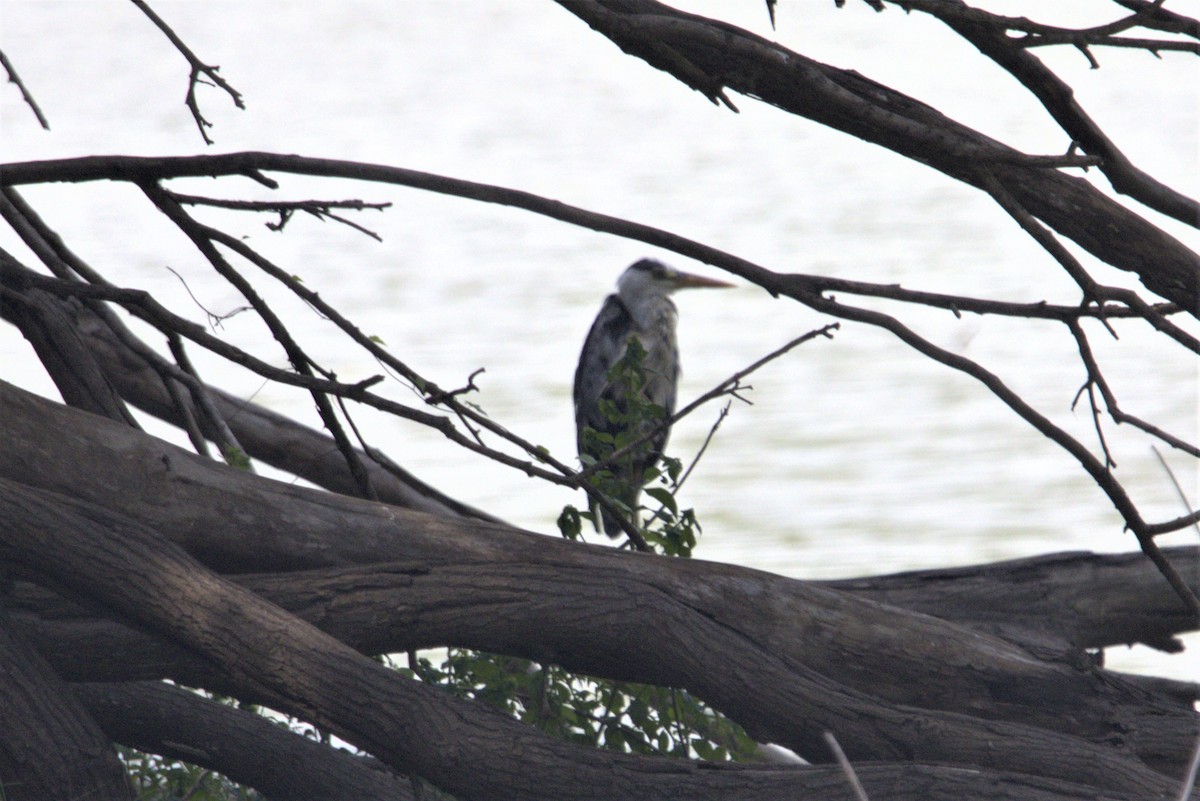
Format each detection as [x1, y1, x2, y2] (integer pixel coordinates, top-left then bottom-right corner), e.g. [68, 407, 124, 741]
[573, 259, 734, 537]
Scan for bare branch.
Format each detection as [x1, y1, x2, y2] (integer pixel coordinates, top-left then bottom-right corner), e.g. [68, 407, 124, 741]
[169, 191, 392, 241]
[876, 0, 1200, 226]
[129, 0, 245, 144]
[2, 153, 1194, 609]
[0, 49, 50, 130]
[139, 180, 377, 498]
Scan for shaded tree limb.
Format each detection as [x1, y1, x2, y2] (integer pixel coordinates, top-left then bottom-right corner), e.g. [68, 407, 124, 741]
[0, 614, 133, 801]
[0, 284, 134, 426]
[825, 547, 1200, 655]
[1, 381, 1195, 789]
[5, 475, 1173, 800]
[9, 546, 1199, 776]
[72, 681, 415, 801]
[16, 544, 1198, 686]
[881, 0, 1199, 226]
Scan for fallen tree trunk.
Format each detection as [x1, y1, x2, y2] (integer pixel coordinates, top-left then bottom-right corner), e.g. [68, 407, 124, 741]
[826, 549, 1200, 654]
[4, 476, 1170, 801]
[1, 379, 1196, 797]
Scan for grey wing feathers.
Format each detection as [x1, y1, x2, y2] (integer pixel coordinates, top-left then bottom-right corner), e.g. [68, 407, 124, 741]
[574, 294, 633, 448]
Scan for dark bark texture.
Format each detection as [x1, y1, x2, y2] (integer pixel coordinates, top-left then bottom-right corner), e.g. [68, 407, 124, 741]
[1, 380, 1196, 800]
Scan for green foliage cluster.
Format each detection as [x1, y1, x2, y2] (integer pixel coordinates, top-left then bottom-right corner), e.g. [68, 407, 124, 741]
[405, 651, 757, 762]
[567, 337, 702, 556]
[120, 745, 263, 801]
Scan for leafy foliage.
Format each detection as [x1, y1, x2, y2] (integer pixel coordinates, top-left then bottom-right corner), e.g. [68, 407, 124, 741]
[121, 746, 264, 801]
[407, 650, 758, 761]
[573, 337, 703, 553]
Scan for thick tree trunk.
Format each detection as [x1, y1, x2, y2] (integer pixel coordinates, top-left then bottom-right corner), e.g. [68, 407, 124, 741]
[0, 616, 132, 801]
[6, 476, 1163, 801]
[1, 379, 1196, 799]
[826, 550, 1200, 654]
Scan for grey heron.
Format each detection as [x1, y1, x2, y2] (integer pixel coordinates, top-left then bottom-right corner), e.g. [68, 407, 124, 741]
[573, 259, 734, 537]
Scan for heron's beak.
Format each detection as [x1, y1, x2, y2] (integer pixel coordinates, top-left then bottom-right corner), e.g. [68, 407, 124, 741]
[668, 270, 736, 290]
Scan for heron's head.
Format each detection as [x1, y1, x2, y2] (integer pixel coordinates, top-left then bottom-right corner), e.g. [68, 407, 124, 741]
[616, 259, 734, 301]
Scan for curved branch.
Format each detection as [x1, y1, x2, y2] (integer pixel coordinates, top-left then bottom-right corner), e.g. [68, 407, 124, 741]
[881, 0, 1199, 226]
[550, 0, 1199, 308]
[73, 681, 414, 801]
[1, 152, 1191, 592]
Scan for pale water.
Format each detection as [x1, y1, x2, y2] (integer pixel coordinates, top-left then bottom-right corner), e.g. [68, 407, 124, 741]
[2, 1, 1197, 680]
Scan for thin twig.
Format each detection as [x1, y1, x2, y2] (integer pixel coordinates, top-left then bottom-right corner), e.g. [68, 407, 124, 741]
[579, 325, 839, 485]
[129, 0, 245, 144]
[1069, 319, 1200, 459]
[1147, 511, 1200, 537]
[0, 49, 50, 130]
[165, 334, 213, 459]
[1067, 322, 1116, 469]
[823, 732, 870, 801]
[1151, 446, 1200, 539]
[673, 401, 730, 495]
[1178, 725, 1200, 801]
[169, 190, 392, 241]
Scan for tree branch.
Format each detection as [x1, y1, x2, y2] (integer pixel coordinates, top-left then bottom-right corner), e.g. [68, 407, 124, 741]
[73, 681, 415, 801]
[129, 0, 244, 144]
[0, 49, 50, 130]
[877, 0, 1200, 226]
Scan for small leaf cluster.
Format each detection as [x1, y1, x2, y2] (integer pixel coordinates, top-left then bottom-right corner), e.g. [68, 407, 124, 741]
[570, 336, 702, 556]
[577, 339, 668, 502]
[121, 745, 264, 801]
[406, 649, 757, 761]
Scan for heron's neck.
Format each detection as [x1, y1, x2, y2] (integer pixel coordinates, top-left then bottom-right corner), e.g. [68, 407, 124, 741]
[621, 291, 678, 333]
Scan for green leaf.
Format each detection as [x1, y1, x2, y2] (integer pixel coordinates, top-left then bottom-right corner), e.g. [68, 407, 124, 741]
[645, 486, 678, 516]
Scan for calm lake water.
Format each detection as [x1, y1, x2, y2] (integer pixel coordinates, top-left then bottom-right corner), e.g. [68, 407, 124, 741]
[2, 1, 1198, 680]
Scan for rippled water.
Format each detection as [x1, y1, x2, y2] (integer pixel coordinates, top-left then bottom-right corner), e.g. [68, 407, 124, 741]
[3, 1, 1197, 678]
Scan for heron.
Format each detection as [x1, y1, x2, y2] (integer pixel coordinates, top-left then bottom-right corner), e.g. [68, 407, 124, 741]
[573, 259, 734, 537]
